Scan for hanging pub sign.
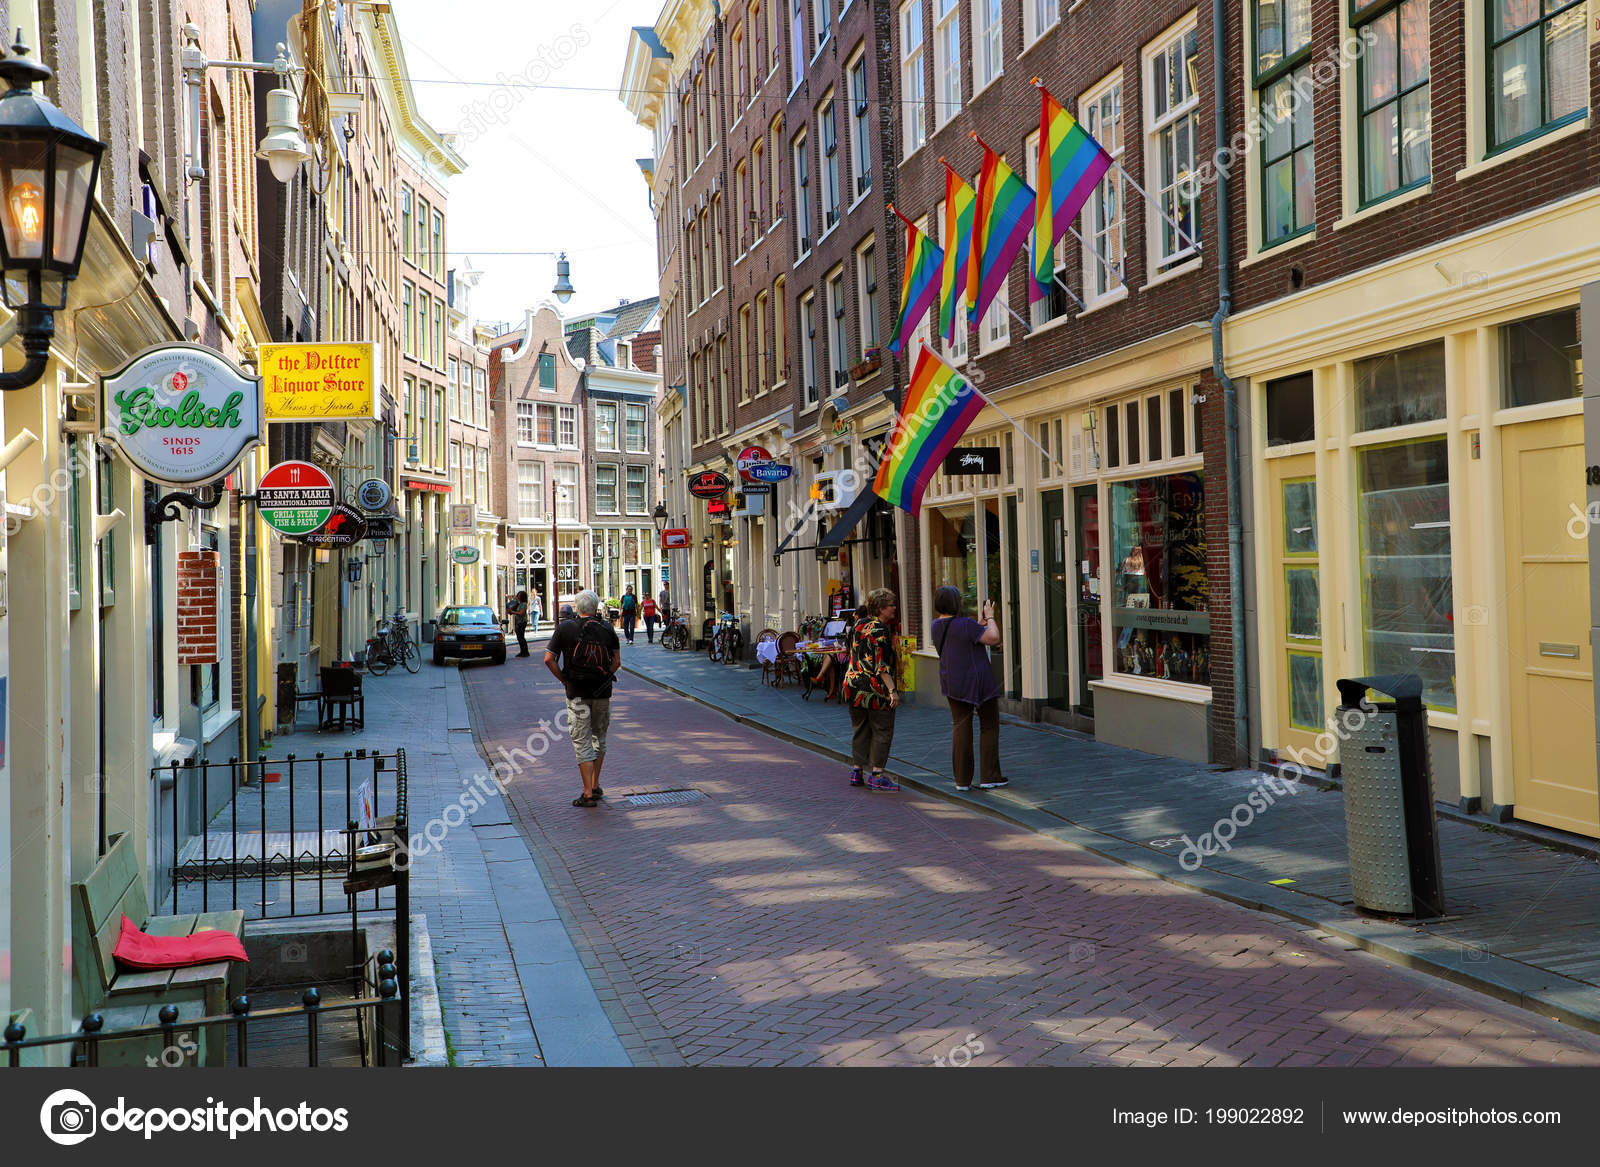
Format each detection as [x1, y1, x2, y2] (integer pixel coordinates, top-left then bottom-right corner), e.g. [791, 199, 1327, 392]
[258, 460, 336, 537]
[451, 545, 481, 565]
[99, 343, 264, 487]
[300, 502, 368, 547]
[706, 497, 730, 516]
[363, 516, 396, 542]
[687, 469, 731, 499]
[258, 342, 377, 422]
[661, 528, 691, 549]
[942, 447, 1001, 476]
[357, 477, 392, 512]
[736, 445, 772, 482]
[745, 461, 793, 483]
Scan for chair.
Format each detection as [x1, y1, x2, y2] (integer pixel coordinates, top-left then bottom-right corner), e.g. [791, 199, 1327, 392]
[756, 629, 781, 686]
[319, 666, 364, 731]
[775, 631, 802, 689]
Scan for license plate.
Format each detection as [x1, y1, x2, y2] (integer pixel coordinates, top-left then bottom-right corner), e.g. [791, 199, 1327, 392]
[461, 644, 484, 652]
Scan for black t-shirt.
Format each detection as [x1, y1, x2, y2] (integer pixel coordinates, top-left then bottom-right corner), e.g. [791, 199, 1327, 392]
[547, 616, 621, 699]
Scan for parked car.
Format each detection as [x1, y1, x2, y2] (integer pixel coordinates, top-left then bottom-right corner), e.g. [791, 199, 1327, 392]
[432, 605, 507, 666]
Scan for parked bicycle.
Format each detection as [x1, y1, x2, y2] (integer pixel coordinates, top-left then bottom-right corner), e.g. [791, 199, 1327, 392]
[707, 611, 743, 664]
[365, 610, 420, 675]
[659, 606, 690, 652]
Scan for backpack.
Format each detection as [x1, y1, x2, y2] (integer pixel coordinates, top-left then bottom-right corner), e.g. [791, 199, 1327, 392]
[561, 617, 616, 698]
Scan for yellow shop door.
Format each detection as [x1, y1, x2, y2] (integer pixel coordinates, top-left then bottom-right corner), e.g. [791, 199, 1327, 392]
[1501, 414, 1599, 837]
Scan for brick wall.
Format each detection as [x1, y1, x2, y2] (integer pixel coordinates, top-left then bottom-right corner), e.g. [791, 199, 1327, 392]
[179, 550, 222, 667]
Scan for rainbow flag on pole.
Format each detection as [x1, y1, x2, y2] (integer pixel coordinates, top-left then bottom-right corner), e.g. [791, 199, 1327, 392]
[966, 140, 1036, 326]
[873, 344, 988, 517]
[888, 207, 943, 356]
[938, 164, 976, 344]
[1033, 86, 1112, 303]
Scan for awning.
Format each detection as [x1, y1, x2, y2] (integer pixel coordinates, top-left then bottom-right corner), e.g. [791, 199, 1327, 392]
[775, 490, 880, 556]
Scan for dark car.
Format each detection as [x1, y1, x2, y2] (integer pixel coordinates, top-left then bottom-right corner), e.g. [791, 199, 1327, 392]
[433, 605, 506, 666]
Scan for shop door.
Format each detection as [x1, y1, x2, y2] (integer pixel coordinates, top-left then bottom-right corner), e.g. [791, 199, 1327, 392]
[1042, 489, 1069, 709]
[983, 498, 1005, 690]
[1006, 495, 1021, 697]
[1267, 456, 1324, 759]
[1072, 485, 1101, 715]
[1501, 414, 1599, 836]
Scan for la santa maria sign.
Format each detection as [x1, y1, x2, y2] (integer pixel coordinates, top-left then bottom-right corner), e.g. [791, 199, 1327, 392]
[100, 344, 264, 487]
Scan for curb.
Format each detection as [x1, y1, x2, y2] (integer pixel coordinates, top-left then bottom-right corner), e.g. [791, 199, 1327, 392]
[405, 912, 449, 1067]
[622, 660, 1600, 1037]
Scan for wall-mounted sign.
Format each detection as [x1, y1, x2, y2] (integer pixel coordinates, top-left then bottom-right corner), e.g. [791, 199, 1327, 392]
[364, 516, 396, 542]
[451, 545, 481, 565]
[100, 343, 264, 487]
[736, 445, 773, 482]
[687, 469, 731, 499]
[706, 497, 730, 515]
[357, 477, 392, 512]
[258, 460, 336, 537]
[449, 503, 476, 533]
[661, 528, 691, 549]
[942, 447, 1001, 475]
[259, 342, 377, 422]
[745, 461, 793, 483]
[301, 503, 368, 547]
[404, 479, 452, 494]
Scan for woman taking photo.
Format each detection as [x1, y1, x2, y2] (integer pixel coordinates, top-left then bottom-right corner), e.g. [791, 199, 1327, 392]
[842, 588, 901, 791]
[931, 586, 1006, 792]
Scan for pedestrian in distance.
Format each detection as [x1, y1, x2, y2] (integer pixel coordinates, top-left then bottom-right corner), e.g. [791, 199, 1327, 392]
[544, 591, 622, 808]
[529, 591, 543, 640]
[842, 587, 901, 792]
[508, 590, 531, 657]
[931, 586, 1007, 792]
[641, 592, 659, 643]
[620, 584, 639, 645]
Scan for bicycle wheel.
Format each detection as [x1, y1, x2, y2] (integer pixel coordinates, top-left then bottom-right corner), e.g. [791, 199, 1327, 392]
[671, 625, 687, 651]
[367, 650, 391, 676]
[400, 637, 421, 674]
[708, 630, 722, 662]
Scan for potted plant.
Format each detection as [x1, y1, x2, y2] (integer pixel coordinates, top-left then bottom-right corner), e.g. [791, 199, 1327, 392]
[848, 347, 882, 382]
[604, 597, 621, 626]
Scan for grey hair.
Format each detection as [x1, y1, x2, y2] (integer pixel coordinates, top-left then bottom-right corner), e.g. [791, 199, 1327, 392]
[574, 590, 601, 616]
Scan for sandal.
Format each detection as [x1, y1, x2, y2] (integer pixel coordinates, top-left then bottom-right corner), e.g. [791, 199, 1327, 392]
[593, 786, 605, 798]
[572, 793, 599, 807]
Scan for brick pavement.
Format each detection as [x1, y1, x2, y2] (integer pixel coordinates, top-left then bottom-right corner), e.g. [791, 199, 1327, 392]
[464, 644, 1600, 1067]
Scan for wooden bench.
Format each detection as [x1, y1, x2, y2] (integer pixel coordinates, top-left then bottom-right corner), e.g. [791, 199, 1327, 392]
[71, 832, 245, 1067]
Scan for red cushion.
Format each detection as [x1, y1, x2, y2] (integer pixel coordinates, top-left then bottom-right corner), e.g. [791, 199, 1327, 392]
[112, 915, 248, 971]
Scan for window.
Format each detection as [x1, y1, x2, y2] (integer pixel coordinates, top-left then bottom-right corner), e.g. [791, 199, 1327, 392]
[557, 531, 581, 590]
[1082, 76, 1125, 302]
[712, 196, 725, 288]
[849, 54, 872, 198]
[793, 131, 813, 254]
[432, 211, 444, 276]
[596, 464, 619, 513]
[475, 368, 487, 427]
[595, 401, 618, 450]
[448, 357, 460, 419]
[718, 336, 731, 431]
[1147, 22, 1202, 266]
[1109, 472, 1210, 684]
[1359, 438, 1453, 710]
[1501, 308, 1581, 408]
[1355, 0, 1430, 205]
[436, 302, 445, 367]
[417, 290, 431, 364]
[801, 290, 819, 406]
[1026, 0, 1060, 45]
[556, 464, 579, 520]
[416, 197, 431, 273]
[735, 160, 749, 254]
[450, 441, 461, 493]
[558, 404, 577, 448]
[733, 23, 747, 105]
[625, 403, 648, 451]
[435, 388, 445, 465]
[774, 276, 787, 382]
[856, 238, 880, 356]
[1356, 340, 1446, 430]
[933, 0, 962, 126]
[626, 466, 648, 514]
[1105, 390, 1197, 465]
[1265, 372, 1316, 445]
[749, 3, 763, 95]
[1252, 0, 1312, 245]
[538, 351, 556, 389]
[1488, 0, 1587, 150]
[402, 281, 413, 353]
[974, 0, 1003, 91]
[940, 201, 970, 362]
[1024, 133, 1071, 327]
[827, 268, 849, 389]
[768, 0, 781, 71]
[755, 292, 771, 390]
[770, 116, 785, 222]
[401, 185, 413, 261]
[739, 304, 753, 400]
[517, 400, 535, 444]
[820, 96, 840, 231]
[536, 401, 557, 445]
[752, 140, 766, 232]
[901, 2, 927, 158]
[980, 276, 1009, 353]
[813, 0, 831, 52]
[791, 0, 806, 84]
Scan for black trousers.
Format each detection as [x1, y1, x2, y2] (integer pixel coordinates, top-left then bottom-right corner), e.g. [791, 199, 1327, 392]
[514, 622, 529, 655]
[848, 703, 896, 770]
[949, 697, 1001, 787]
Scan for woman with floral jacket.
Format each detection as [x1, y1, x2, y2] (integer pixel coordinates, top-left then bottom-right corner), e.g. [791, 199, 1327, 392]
[842, 588, 901, 792]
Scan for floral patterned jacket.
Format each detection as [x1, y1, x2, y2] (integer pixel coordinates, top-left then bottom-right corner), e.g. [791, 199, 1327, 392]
[843, 617, 896, 709]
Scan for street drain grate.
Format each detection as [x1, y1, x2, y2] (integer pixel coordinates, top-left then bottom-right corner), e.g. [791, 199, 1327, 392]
[624, 789, 709, 808]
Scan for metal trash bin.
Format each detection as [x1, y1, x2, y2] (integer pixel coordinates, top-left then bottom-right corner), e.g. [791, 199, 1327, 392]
[1335, 673, 1445, 917]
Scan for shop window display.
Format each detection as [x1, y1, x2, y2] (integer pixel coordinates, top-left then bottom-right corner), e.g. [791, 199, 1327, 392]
[1109, 472, 1210, 683]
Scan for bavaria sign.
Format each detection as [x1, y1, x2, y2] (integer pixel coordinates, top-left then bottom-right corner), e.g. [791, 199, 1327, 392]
[258, 460, 336, 537]
[100, 344, 263, 487]
[744, 462, 793, 483]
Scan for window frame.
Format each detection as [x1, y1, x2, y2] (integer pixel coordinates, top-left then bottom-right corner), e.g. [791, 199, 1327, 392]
[1081, 71, 1127, 306]
[819, 92, 841, 233]
[793, 129, 814, 255]
[625, 465, 649, 515]
[1252, 0, 1315, 248]
[1484, 0, 1589, 155]
[826, 265, 849, 390]
[1143, 18, 1204, 271]
[933, 0, 964, 128]
[973, 0, 1004, 93]
[595, 463, 620, 515]
[848, 50, 872, 201]
[1025, 0, 1060, 48]
[595, 400, 619, 451]
[800, 289, 819, 407]
[558, 404, 578, 449]
[900, 1, 928, 159]
[625, 402, 649, 452]
[1352, 0, 1432, 208]
[856, 236, 880, 357]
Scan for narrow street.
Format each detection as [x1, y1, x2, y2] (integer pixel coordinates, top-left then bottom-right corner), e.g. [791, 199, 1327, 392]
[461, 646, 1600, 1068]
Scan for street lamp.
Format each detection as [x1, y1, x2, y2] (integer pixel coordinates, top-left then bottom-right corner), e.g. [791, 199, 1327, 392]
[0, 33, 105, 392]
[651, 502, 669, 533]
[182, 30, 310, 185]
[552, 252, 575, 304]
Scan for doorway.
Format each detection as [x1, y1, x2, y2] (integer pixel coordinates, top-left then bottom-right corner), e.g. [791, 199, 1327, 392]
[1042, 489, 1069, 709]
[1268, 457, 1324, 760]
[1072, 484, 1101, 716]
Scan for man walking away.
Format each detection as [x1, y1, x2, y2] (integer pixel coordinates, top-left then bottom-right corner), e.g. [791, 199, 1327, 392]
[641, 592, 659, 642]
[620, 585, 639, 645]
[508, 590, 530, 657]
[545, 591, 622, 808]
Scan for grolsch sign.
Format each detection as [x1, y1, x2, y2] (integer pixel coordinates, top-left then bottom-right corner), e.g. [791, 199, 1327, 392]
[100, 344, 264, 486]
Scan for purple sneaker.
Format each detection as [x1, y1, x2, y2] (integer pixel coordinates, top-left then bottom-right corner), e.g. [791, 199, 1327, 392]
[866, 773, 901, 792]
[848, 767, 866, 787]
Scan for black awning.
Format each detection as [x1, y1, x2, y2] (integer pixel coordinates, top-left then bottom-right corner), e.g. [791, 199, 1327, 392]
[816, 490, 880, 549]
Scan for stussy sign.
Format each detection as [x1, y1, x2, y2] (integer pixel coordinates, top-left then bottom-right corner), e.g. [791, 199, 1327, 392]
[100, 344, 264, 487]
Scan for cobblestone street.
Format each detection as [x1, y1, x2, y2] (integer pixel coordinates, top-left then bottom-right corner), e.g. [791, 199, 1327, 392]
[460, 647, 1600, 1068]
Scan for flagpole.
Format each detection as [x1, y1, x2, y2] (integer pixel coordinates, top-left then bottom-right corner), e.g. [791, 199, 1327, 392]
[1068, 225, 1128, 289]
[1114, 163, 1201, 255]
[1051, 274, 1086, 312]
[920, 344, 1062, 473]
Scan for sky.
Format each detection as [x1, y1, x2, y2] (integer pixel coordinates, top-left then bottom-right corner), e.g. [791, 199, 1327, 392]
[384, 0, 664, 331]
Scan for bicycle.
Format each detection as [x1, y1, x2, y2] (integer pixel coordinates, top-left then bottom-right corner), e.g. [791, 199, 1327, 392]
[707, 612, 742, 663]
[660, 607, 690, 651]
[365, 610, 420, 675]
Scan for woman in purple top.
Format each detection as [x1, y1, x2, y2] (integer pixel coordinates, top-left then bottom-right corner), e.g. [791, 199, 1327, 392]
[931, 586, 1006, 792]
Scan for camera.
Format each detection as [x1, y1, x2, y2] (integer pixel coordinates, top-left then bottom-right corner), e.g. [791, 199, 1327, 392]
[51, 1101, 95, 1137]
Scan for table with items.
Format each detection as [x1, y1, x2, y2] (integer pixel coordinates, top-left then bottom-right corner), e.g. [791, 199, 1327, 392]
[796, 638, 846, 701]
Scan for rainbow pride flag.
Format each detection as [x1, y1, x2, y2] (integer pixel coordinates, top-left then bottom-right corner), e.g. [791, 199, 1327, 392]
[873, 344, 987, 517]
[938, 164, 976, 344]
[889, 208, 943, 356]
[966, 141, 1036, 326]
[1033, 86, 1112, 303]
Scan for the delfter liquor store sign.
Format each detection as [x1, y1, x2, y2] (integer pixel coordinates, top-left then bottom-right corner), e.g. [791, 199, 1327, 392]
[687, 469, 731, 499]
[100, 344, 264, 487]
[258, 342, 377, 422]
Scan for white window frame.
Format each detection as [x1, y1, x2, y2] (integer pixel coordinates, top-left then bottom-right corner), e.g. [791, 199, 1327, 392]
[1081, 70, 1127, 308]
[979, 276, 1010, 354]
[900, 2, 927, 159]
[558, 403, 578, 449]
[855, 235, 880, 357]
[595, 464, 620, 515]
[556, 464, 579, 521]
[800, 290, 819, 407]
[516, 399, 535, 445]
[595, 401, 619, 451]
[848, 50, 872, 202]
[791, 0, 807, 90]
[1142, 15, 1202, 276]
[535, 402, 557, 448]
[793, 130, 813, 255]
[625, 465, 649, 515]
[518, 461, 543, 522]
[819, 92, 841, 234]
[973, 0, 1004, 93]
[625, 402, 648, 452]
[1025, 0, 1060, 47]
[812, 0, 831, 56]
[826, 266, 849, 391]
[933, 0, 963, 128]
